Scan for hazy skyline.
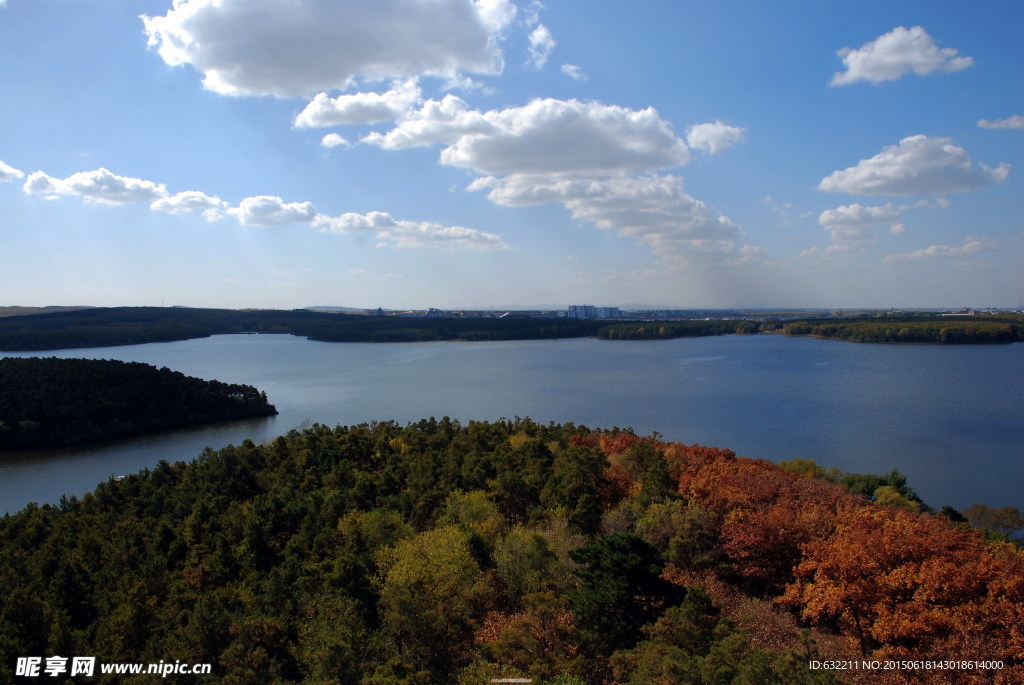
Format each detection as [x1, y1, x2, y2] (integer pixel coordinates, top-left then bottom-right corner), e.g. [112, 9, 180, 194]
[1, 0, 1021, 309]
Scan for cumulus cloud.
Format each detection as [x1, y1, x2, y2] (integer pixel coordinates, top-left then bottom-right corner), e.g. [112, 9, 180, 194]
[228, 196, 317, 226]
[470, 173, 738, 257]
[819, 135, 1010, 196]
[151, 191, 229, 221]
[141, 0, 516, 97]
[366, 96, 745, 260]
[321, 133, 351, 148]
[17, 162, 504, 250]
[818, 202, 903, 242]
[22, 171, 60, 196]
[561, 63, 587, 81]
[362, 95, 497, 149]
[978, 115, 1024, 130]
[294, 80, 421, 128]
[62, 169, 167, 204]
[22, 167, 168, 205]
[686, 121, 746, 155]
[368, 97, 691, 176]
[830, 26, 974, 86]
[527, 24, 555, 68]
[0, 160, 23, 182]
[438, 98, 691, 176]
[882, 236, 999, 263]
[313, 211, 507, 249]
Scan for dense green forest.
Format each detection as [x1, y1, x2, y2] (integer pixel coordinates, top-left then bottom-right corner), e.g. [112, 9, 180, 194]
[2, 419, 1020, 684]
[0, 358, 277, 451]
[781, 314, 1024, 344]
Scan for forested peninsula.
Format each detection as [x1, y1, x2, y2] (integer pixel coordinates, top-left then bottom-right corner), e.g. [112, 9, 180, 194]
[1, 419, 1020, 684]
[0, 357, 277, 451]
[0, 306, 1021, 351]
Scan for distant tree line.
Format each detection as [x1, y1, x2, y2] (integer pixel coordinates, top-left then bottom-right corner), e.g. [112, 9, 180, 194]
[291, 317, 605, 343]
[598, 320, 760, 340]
[781, 314, 1024, 344]
[0, 357, 277, 451]
[1, 418, 1021, 683]
[0, 307, 607, 351]
[2, 307, 1021, 351]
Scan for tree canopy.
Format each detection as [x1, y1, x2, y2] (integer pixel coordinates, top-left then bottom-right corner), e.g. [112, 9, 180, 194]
[1, 419, 1019, 684]
[0, 357, 276, 451]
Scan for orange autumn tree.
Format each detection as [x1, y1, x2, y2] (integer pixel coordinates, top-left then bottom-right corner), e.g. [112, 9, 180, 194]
[668, 444, 850, 593]
[781, 505, 1024, 677]
[584, 431, 1024, 682]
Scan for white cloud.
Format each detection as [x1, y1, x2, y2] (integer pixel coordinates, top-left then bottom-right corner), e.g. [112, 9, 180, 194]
[141, 0, 515, 97]
[294, 80, 421, 128]
[321, 133, 351, 148]
[882, 236, 999, 263]
[313, 211, 508, 250]
[737, 244, 769, 259]
[17, 163, 496, 250]
[830, 26, 974, 86]
[474, 0, 517, 31]
[527, 24, 555, 68]
[0, 160, 23, 182]
[522, 0, 543, 28]
[798, 244, 856, 261]
[560, 63, 587, 81]
[819, 135, 1010, 196]
[439, 72, 490, 93]
[686, 121, 746, 155]
[819, 202, 903, 242]
[366, 96, 745, 261]
[439, 98, 691, 176]
[368, 97, 691, 177]
[150, 191, 229, 221]
[362, 95, 497, 149]
[63, 169, 167, 204]
[978, 115, 1024, 130]
[22, 167, 168, 205]
[229, 195, 317, 226]
[470, 173, 738, 258]
[23, 171, 60, 196]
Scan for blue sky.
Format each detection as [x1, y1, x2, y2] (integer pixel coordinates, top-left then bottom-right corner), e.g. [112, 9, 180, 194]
[1, 0, 1021, 310]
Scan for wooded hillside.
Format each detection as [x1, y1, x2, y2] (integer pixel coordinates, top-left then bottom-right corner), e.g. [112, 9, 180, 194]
[1, 419, 1018, 684]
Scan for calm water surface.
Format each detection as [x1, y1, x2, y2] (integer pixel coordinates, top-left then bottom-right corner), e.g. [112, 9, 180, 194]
[1, 333, 1021, 514]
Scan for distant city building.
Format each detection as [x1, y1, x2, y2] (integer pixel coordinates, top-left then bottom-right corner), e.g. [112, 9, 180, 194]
[566, 305, 621, 319]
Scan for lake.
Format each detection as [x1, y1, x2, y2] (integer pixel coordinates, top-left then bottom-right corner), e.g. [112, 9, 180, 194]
[1, 333, 1021, 514]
